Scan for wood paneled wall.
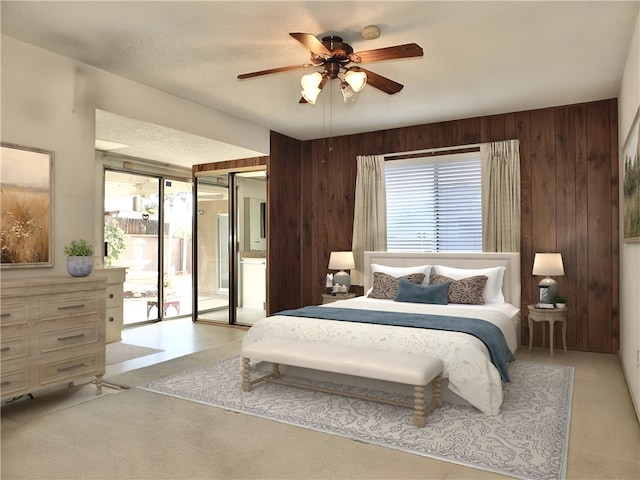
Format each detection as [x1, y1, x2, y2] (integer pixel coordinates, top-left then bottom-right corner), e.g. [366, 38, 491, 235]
[266, 132, 303, 313]
[266, 98, 619, 353]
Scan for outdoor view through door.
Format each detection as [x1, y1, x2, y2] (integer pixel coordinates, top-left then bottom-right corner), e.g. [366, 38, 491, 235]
[104, 170, 193, 325]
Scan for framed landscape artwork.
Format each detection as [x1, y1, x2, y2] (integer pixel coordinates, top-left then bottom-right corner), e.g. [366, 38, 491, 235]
[623, 107, 640, 242]
[1, 143, 54, 268]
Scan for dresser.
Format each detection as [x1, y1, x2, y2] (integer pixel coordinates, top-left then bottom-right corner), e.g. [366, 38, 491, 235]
[95, 267, 127, 343]
[1, 276, 107, 401]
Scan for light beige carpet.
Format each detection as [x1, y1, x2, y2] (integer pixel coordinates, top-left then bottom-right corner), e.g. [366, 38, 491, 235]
[141, 356, 574, 480]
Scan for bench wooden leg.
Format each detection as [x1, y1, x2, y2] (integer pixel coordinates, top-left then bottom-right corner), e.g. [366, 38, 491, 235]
[433, 374, 442, 407]
[413, 374, 442, 428]
[242, 359, 281, 392]
[414, 385, 426, 427]
[242, 358, 251, 392]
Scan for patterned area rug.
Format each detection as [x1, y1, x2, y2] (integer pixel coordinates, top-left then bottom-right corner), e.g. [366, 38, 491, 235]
[106, 342, 163, 365]
[141, 357, 573, 480]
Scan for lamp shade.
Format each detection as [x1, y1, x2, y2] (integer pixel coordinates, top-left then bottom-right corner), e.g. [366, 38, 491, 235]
[532, 253, 564, 304]
[532, 253, 564, 276]
[344, 70, 367, 92]
[301, 72, 322, 90]
[328, 251, 355, 270]
[300, 86, 321, 104]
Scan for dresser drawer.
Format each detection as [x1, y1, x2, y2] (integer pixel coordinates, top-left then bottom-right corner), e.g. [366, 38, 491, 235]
[0, 299, 29, 325]
[1, 367, 29, 398]
[1, 324, 29, 361]
[41, 294, 100, 319]
[40, 320, 100, 353]
[39, 352, 103, 386]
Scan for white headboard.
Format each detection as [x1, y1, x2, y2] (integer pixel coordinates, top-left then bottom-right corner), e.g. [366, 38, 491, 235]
[363, 252, 521, 308]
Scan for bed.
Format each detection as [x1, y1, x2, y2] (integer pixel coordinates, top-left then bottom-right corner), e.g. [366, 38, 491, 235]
[242, 251, 521, 415]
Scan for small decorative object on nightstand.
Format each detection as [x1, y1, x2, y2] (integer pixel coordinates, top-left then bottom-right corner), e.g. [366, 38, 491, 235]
[555, 294, 567, 309]
[527, 304, 568, 357]
[322, 293, 356, 304]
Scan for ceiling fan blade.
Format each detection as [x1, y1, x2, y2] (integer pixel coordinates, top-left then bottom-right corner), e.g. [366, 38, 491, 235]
[351, 43, 423, 64]
[290, 32, 332, 55]
[238, 63, 315, 80]
[352, 67, 404, 95]
[299, 76, 329, 104]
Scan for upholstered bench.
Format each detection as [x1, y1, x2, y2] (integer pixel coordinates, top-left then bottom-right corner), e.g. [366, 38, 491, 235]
[241, 338, 443, 427]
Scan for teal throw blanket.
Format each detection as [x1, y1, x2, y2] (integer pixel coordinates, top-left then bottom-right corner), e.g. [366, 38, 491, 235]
[276, 306, 514, 382]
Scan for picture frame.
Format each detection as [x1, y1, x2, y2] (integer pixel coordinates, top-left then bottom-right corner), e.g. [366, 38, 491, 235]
[537, 285, 551, 303]
[1, 142, 54, 268]
[622, 106, 640, 242]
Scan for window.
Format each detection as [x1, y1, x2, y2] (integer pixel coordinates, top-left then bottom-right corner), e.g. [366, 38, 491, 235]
[385, 151, 482, 252]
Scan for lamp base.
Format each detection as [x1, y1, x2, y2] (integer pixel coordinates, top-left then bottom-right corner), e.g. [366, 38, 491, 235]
[537, 277, 558, 304]
[333, 270, 351, 292]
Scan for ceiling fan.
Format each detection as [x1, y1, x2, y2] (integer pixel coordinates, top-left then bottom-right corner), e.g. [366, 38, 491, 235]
[237, 32, 423, 104]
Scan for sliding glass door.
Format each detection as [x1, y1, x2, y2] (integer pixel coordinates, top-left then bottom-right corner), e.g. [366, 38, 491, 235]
[104, 170, 192, 325]
[162, 179, 193, 319]
[193, 171, 266, 326]
[194, 177, 231, 323]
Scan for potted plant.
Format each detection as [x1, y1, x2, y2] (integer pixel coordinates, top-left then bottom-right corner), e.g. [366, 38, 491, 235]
[555, 294, 567, 309]
[64, 239, 95, 277]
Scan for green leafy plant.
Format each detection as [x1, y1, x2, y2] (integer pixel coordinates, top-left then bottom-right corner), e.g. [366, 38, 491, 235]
[555, 294, 567, 304]
[104, 218, 126, 265]
[64, 239, 94, 257]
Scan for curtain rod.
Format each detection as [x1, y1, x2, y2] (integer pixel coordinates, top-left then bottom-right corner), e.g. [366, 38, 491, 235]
[383, 143, 481, 161]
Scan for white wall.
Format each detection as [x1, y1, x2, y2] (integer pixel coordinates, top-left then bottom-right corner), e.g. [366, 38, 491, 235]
[618, 11, 640, 423]
[1, 36, 269, 280]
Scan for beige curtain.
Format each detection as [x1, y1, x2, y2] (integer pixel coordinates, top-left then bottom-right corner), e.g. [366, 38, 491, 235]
[351, 155, 387, 285]
[480, 140, 521, 252]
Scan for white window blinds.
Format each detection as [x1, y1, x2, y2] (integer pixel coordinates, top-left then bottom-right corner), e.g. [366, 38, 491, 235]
[385, 152, 482, 252]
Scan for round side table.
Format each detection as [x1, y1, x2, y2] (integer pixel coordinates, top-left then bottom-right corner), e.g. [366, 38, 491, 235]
[321, 292, 356, 304]
[527, 305, 568, 357]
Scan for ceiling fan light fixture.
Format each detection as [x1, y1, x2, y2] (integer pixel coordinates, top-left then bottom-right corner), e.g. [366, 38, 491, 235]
[301, 71, 323, 90]
[340, 82, 360, 105]
[340, 81, 354, 99]
[301, 86, 321, 104]
[344, 70, 367, 92]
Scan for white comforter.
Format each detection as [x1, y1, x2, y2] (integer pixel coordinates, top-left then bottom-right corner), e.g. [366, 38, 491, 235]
[242, 296, 519, 415]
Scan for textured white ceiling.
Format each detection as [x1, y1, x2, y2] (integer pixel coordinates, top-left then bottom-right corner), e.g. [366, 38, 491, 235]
[95, 110, 265, 166]
[2, 1, 638, 167]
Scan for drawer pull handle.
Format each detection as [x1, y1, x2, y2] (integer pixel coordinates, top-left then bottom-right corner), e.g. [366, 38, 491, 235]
[0, 313, 10, 318]
[1, 346, 10, 352]
[1, 381, 10, 387]
[109, 294, 114, 299]
[57, 304, 85, 310]
[109, 317, 114, 322]
[57, 363, 85, 373]
[58, 333, 86, 341]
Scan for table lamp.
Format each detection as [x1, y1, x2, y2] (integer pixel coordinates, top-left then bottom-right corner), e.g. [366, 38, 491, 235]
[532, 253, 564, 304]
[329, 251, 355, 292]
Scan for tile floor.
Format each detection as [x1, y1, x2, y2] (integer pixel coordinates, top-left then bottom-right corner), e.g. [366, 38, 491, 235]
[106, 317, 246, 376]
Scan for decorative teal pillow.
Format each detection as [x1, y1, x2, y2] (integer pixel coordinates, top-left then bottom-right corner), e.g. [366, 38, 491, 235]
[394, 278, 450, 305]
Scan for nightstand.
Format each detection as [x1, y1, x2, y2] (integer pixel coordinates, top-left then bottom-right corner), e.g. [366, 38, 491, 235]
[322, 293, 356, 304]
[527, 304, 567, 357]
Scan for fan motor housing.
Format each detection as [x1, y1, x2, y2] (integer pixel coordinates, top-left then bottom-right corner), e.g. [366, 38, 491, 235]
[320, 36, 353, 62]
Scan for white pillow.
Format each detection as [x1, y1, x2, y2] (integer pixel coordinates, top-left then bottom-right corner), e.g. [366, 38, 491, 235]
[371, 264, 432, 285]
[432, 265, 506, 304]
